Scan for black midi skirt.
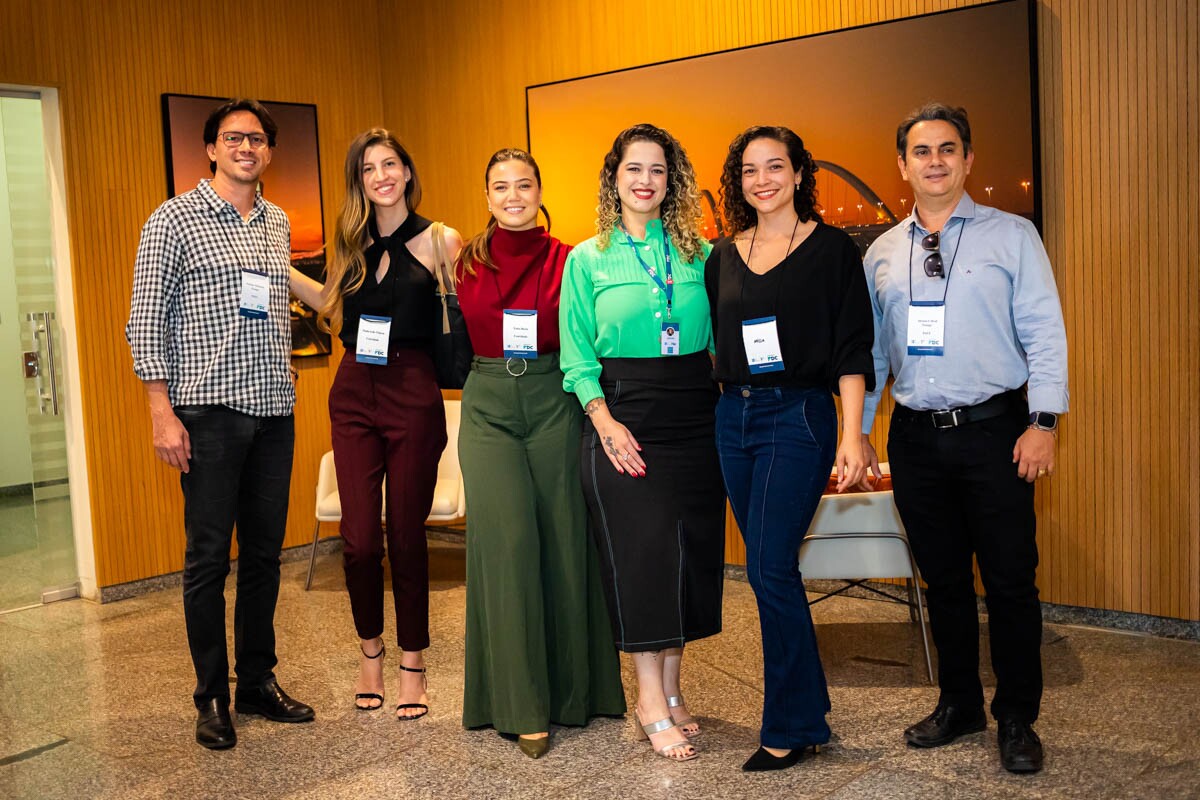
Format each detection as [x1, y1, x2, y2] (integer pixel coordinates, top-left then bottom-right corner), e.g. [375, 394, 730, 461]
[580, 350, 726, 652]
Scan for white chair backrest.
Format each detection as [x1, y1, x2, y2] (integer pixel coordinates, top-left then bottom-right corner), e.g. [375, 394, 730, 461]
[314, 450, 341, 522]
[439, 400, 462, 480]
[807, 491, 905, 536]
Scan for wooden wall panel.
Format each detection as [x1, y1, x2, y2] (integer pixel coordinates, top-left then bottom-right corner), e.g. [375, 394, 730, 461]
[382, 0, 1200, 622]
[1, 0, 1196, 621]
[0, 0, 382, 586]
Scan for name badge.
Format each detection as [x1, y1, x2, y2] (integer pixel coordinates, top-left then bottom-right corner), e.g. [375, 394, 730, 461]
[741, 316, 785, 374]
[907, 301, 945, 356]
[356, 314, 391, 364]
[238, 269, 270, 319]
[502, 309, 538, 359]
[661, 321, 682, 356]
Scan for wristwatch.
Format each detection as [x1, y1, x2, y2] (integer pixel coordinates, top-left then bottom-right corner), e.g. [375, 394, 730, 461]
[1028, 411, 1058, 432]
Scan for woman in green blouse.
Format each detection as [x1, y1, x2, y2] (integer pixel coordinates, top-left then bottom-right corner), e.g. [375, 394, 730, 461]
[559, 123, 725, 763]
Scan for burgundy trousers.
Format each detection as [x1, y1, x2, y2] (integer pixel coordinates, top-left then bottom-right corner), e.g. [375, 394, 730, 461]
[329, 348, 447, 650]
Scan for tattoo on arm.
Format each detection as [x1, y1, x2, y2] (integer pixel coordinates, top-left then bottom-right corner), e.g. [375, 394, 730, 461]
[584, 398, 605, 417]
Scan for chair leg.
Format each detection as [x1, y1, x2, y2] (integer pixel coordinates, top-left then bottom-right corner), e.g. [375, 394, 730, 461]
[906, 578, 919, 623]
[913, 579, 934, 684]
[305, 519, 321, 591]
[901, 541, 935, 685]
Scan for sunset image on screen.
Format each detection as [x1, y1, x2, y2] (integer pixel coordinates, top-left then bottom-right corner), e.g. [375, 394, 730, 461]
[528, 1, 1036, 253]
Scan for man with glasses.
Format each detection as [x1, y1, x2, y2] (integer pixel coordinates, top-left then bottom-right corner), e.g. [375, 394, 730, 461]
[126, 98, 314, 750]
[860, 102, 1068, 774]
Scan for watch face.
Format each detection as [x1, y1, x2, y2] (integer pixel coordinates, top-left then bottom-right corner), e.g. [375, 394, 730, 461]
[1030, 411, 1058, 429]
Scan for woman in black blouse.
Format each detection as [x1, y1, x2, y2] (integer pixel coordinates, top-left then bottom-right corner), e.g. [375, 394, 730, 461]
[706, 126, 874, 772]
[291, 129, 462, 720]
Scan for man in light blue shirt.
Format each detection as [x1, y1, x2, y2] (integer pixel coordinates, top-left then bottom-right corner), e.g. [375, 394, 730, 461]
[861, 103, 1068, 775]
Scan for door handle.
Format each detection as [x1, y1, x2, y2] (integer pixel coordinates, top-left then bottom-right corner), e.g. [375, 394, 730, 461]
[25, 312, 60, 416]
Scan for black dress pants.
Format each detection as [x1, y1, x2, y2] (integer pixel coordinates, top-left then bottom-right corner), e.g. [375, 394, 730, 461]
[887, 399, 1042, 723]
[177, 405, 294, 706]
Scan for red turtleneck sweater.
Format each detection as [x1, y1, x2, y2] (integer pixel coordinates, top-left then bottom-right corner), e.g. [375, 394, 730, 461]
[457, 226, 572, 358]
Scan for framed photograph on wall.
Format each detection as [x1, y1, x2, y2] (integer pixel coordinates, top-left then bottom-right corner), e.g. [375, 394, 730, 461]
[161, 93, 331, 358]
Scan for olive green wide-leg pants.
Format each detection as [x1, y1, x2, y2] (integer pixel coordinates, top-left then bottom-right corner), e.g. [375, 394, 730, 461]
[460, 355, 626, 734]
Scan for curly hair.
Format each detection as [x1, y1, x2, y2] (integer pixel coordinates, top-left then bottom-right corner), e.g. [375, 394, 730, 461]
[321, 129, 422, 330]
[595, 123, 707, 262]
[718, 126, 821, 235]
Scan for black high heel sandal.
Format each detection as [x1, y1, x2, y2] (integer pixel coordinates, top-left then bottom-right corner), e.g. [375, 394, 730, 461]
[395, 664, 429, 721]
[355, 640, 386, 711]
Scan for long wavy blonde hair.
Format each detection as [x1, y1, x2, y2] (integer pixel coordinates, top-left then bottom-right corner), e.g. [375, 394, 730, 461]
[320, 128, 422, 329]
[595, 124, 706, 262]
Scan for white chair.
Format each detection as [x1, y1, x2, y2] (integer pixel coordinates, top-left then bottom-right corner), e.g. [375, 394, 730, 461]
[799, 465, 934, 683]
[305, 399, 466, 590]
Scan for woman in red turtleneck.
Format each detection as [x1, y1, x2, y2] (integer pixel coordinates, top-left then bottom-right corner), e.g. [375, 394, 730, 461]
[456, 149, 625, 759]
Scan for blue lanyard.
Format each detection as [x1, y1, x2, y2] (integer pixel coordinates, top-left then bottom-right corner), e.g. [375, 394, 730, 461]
[619, 221, 673, 318]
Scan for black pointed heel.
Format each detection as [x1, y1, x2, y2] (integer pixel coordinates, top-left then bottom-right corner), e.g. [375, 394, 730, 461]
[741, 744, 822, 772]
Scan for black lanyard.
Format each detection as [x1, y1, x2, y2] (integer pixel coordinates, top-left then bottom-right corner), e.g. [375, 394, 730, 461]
[619, 220, 673, 318]
[737, 216, 802, 319]
[907, 218, 967, 304]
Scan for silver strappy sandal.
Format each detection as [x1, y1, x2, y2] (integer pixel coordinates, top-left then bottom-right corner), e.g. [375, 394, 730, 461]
[635, 711, 699, 762]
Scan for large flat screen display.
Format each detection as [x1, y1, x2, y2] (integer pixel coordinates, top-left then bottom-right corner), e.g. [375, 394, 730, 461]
[527, 0, 1039, 252]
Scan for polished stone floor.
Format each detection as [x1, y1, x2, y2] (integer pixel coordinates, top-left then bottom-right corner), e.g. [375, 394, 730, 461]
[1, 540, 1197, 799]
[0, 493, 75, 612]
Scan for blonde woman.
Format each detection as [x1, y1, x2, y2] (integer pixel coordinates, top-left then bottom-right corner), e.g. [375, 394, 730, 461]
[290, 129, 461, 720]
[560, 123, 725, 763]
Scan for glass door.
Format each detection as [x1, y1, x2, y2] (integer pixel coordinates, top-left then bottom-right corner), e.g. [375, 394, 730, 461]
[0, 92, 77, 612]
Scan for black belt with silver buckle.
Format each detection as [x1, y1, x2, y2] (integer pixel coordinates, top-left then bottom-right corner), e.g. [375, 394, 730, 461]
[900, 390, 1021, 429]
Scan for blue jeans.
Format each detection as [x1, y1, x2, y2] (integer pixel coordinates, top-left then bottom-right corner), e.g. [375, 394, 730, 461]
[176, 405, 294, 705]
[715, 386, 835, 748]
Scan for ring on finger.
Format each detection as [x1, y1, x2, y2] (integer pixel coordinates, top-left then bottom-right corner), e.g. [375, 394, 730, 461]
[1037, 468, 1047, 477]
[620, 452, 630, 462]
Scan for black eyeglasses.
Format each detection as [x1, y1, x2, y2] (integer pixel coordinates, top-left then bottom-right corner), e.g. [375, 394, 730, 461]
[219, 131, 269, 149]
[920, 231, 944, 278]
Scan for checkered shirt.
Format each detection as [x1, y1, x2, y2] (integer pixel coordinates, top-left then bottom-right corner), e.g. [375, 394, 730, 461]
[126, 179, 296, 416]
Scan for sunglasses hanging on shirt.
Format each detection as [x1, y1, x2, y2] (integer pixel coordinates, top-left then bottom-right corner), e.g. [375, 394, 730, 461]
[919, 231, 944, 278]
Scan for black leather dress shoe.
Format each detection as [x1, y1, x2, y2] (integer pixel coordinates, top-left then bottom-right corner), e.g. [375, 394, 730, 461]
[234, 678, 315, 723]
[196, 697, 236, 750]
[998, 718, 1043, 773]
[904, 705, 987, 748]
